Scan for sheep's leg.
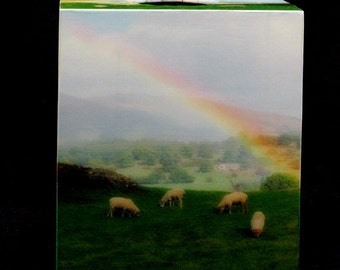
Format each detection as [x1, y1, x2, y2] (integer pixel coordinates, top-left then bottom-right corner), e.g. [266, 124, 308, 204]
[242, 203, 246, 213]
[179, 198, 183, 208]
[123, 209, 131, 218]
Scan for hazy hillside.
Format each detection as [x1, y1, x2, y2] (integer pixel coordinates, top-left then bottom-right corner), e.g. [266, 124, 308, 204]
[58, 93, 301, 145]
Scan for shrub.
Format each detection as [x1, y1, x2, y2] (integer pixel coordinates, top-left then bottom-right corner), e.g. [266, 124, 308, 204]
[260, 172, 299, 191]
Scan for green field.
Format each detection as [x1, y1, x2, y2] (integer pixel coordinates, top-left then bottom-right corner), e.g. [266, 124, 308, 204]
[118, 166, 263, 191]
[57, 187, 300, 270]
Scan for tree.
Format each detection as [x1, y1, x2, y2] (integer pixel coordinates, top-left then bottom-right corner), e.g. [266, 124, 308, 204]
[132, 145, 158, 166]
[221, 142, 240, 163]
[88, 157, 106, 169]
[169, 167, 194, 183]
[116, 151, 134, 168]
[142, 152, 157, 166]
[238, 146, 256, 168]
[197, 142, 213, 159]
[260, 172, 299, 191]
[180, 145, 195, 159]
[277, 133, 301, 147]
[142, 169, 166, 184]
[159, 148, 180, 172]
[198, 159, 214, 173]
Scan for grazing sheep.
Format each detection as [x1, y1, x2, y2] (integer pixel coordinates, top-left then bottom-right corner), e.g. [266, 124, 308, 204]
[216, 191, 248, 214]
[159, 188, 185, 208]
[107, 197, 141, 217]
[251, 211, 265, 237]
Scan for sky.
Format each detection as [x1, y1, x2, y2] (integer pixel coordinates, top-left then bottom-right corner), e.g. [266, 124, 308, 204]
[59, 9, 304, 119]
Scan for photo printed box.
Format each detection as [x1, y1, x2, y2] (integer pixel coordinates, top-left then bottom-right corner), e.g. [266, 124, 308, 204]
[58, 1, 304, 269]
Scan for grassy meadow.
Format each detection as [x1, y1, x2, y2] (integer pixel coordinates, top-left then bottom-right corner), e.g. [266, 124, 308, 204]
[57, 187, 300, 270]
[116, 164, 264, 191]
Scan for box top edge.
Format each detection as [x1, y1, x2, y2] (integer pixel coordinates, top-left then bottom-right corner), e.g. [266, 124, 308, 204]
[60, 0, 302, 10]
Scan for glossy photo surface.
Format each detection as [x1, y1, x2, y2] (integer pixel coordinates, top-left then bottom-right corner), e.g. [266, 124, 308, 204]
[57, 2, 303, 269]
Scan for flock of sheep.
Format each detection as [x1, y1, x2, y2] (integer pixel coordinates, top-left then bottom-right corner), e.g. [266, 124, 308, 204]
[107, 188, 265, 237]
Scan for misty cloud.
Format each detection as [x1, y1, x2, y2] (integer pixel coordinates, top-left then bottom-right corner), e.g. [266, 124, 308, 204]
[58, 9, 303, 143]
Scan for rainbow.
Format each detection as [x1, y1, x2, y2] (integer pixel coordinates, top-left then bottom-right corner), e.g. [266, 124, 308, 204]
[64, 20, 301, 178]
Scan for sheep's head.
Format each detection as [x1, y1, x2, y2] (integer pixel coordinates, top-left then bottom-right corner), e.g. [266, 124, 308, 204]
[252, 229, 262, 237]
[216, 206, 224, 214]
[159, 200, 165, 207]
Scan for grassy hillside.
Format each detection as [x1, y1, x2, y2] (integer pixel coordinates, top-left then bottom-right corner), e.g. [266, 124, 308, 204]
[57, 164, 300, 270]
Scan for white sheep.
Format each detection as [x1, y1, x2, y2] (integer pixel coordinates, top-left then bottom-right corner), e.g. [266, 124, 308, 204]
[251, 211, 265, 237]
[107, 197, 141, 217]
[159, 188, 185, 208]
[216, 191, 248, 214]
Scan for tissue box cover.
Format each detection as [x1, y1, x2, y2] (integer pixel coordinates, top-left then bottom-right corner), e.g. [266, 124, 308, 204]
[58, 1, 303, 269]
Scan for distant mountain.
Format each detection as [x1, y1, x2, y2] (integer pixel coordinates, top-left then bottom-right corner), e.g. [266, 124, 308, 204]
[57, 93, 301, 145]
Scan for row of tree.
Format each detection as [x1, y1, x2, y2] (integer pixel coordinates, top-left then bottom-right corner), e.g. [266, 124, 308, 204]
[58, 134, 300, 184]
